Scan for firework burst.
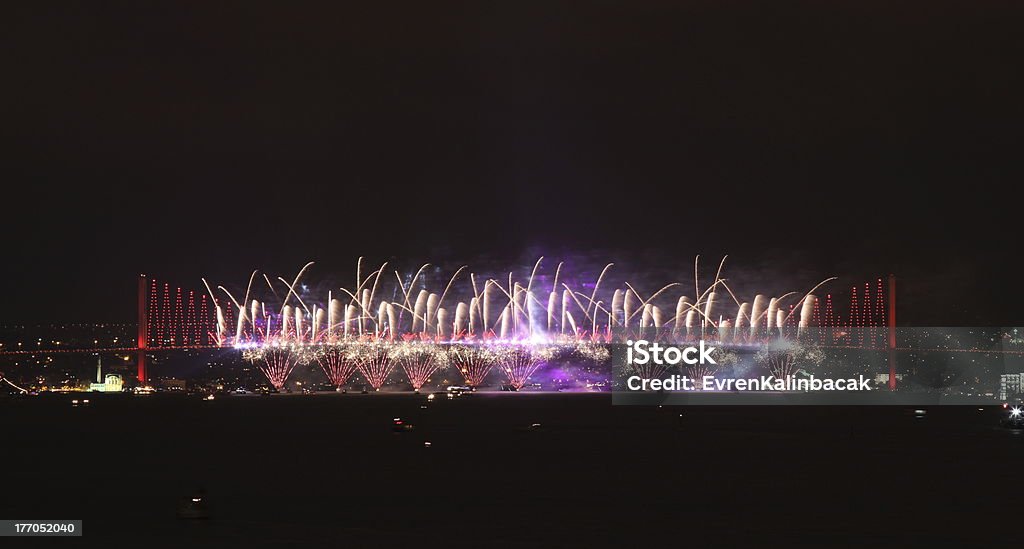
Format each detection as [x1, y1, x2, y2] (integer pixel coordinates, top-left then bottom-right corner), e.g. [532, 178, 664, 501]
[755, 340, 824, 379]
[244, 345, 300, 390]
[314, 344, 359, 389]
[353, 340, 395, 390]
[448, 345, 495, 387]
[394, 341, 449, 391]
[494, 344, 555, 390]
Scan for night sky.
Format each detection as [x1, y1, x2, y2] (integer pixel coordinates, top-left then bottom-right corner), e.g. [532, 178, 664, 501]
[3, 2, 1021, 325]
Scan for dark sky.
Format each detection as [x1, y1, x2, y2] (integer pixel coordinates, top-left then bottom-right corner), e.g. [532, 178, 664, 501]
[2, 2, 1021, 325]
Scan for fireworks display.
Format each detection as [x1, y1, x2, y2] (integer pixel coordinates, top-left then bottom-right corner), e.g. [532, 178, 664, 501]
[195, 256, 848, 390]
[203, 256, 837, 347]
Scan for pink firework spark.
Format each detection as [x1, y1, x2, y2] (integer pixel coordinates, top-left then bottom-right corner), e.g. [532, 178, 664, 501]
[496, 345, 549, 390]
[315, 346, 359, 389]
[449, 345, 494, 387]
[396, 344, 445, 391]
[355, 342, 395, 390]
[258, 346, 298, 390]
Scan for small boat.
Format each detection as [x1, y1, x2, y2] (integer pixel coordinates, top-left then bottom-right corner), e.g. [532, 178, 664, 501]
[177, 489, 211, 520]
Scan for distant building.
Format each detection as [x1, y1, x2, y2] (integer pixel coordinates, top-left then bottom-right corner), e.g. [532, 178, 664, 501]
[158, 378, 187, 391]
[999, 373, 1023, 401]
[88, 357, 123, 392]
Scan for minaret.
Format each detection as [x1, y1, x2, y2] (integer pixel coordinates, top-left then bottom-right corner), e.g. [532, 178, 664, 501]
[96, 356, 102, 384]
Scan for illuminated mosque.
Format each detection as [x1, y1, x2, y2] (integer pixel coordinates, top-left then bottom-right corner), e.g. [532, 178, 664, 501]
[89, 357, 123, 392]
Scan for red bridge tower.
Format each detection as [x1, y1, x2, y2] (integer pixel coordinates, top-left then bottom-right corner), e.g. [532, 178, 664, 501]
[137, 274, 148, 383]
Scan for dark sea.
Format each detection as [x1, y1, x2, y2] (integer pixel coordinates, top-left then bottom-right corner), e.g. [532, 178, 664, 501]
[2, 392, 1021, 547]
